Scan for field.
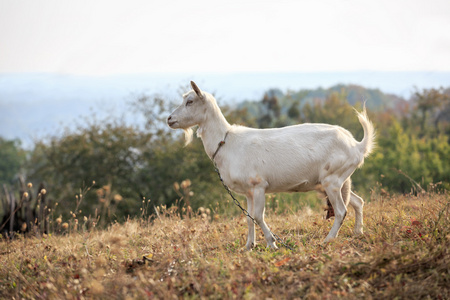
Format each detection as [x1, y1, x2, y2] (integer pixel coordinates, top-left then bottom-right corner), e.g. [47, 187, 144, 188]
[1, 191, 449, 299]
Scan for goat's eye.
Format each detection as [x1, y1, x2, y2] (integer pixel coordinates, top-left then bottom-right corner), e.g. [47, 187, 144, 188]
[186, 100, 193, 106]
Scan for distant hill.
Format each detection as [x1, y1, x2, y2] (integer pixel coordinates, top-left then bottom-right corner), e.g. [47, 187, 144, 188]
[237, 84, 408, 118]
[295, 84, 407, 110]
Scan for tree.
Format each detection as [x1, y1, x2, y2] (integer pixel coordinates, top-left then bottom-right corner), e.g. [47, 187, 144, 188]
[0, 138, 26, 185]
[258, 91, 282, 128]
[411, 87, 450, 137]
[287, 101, 301, 120]
[27, 116, 152, 221]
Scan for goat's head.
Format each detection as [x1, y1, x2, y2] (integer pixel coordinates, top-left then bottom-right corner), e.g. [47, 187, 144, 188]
[167, 81, 208, 144]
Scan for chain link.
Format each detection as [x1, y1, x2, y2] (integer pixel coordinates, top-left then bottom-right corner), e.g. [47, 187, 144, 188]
[214, 165, 293, 251]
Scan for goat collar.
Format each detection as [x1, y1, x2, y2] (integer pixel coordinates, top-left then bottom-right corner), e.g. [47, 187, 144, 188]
[212, 131, 229, 161]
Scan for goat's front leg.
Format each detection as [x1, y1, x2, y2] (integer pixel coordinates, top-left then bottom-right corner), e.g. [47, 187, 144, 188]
[245, 195, 255, 250]
[253, 188, 278, 249]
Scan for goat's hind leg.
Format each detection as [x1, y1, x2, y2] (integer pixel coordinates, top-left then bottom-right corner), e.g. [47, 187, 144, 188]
[349, 191, 364, 235]
[341, 178, 364, 235]
[323, 178, 350, 243]
[323, 178, 351, 219]
[341, 178, 351, 207]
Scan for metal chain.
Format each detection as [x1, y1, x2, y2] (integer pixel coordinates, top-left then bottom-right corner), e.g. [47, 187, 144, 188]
[213, 165, 293, 251]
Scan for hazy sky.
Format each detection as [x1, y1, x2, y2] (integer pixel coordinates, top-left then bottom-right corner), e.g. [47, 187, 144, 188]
[1, 0, 450, 75]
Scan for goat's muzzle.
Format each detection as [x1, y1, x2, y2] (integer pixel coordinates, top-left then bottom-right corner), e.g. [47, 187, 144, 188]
[167, 115, 178, 128]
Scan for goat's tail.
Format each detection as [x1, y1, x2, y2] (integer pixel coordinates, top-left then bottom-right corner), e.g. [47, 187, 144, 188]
[356, 105, 376, 158]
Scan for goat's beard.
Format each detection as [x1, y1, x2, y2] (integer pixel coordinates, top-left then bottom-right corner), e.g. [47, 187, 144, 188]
[183, 127, 194, 146]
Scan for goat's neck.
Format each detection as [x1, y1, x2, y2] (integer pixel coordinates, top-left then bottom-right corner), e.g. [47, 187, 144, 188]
[198, 109, 231, 160]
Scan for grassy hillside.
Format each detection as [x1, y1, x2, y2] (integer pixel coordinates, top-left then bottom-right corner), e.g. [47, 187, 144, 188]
[1, 191, 449, 299]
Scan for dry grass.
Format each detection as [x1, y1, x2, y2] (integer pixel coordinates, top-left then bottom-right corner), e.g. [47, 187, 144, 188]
[1, 191, 449, 299]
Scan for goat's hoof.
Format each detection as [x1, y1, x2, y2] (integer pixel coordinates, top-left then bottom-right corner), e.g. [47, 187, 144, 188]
[245, 242, 255, 251]
[353, 229, 364, 236]
[322, 236, 335, 244]
[266, 243, 279, 250]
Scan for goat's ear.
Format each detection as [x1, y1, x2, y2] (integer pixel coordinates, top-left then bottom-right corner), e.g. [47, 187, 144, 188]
[190, 81, 203, 99]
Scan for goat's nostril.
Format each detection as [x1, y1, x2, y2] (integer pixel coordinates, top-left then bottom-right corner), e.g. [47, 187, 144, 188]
[167, 115, 176, 127]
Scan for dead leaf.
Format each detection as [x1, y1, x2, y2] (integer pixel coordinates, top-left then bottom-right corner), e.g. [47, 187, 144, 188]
[274, 257, 291, 267]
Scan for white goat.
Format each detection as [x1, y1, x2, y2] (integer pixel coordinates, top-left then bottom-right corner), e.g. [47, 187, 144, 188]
[168, 81, 375, 250]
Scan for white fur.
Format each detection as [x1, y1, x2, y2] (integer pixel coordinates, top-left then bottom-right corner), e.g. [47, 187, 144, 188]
[168, 81, 375, 250]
